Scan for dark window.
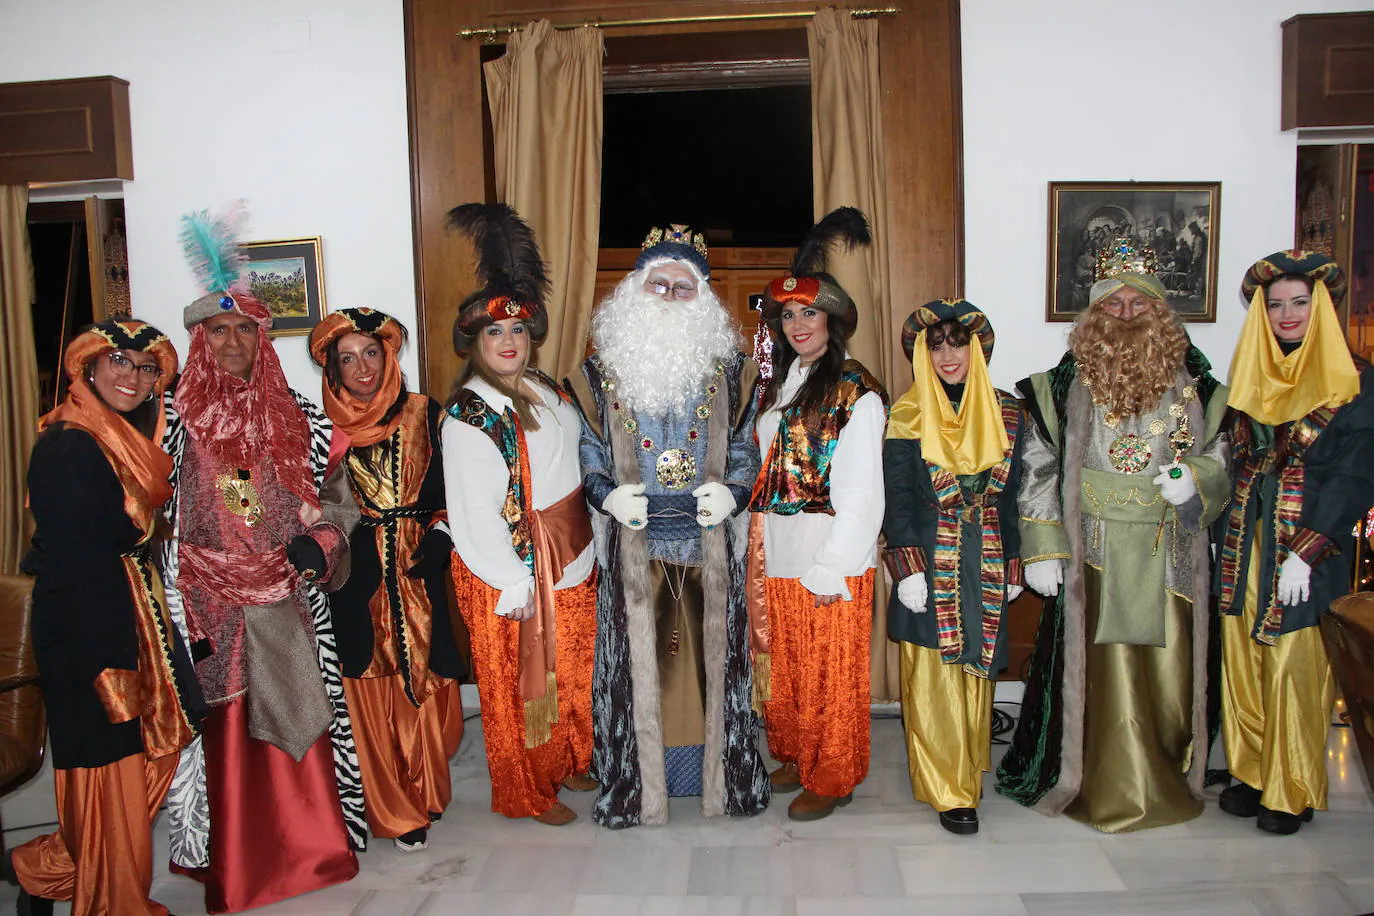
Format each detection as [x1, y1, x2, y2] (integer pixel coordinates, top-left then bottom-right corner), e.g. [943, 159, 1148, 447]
[599, 85, 812, 248]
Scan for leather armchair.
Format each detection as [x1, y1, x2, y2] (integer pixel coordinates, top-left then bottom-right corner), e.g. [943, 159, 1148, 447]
[0, 574, 46, 862]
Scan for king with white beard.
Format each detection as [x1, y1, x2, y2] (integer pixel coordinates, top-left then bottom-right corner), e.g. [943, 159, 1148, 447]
[574, 224, 771, 828]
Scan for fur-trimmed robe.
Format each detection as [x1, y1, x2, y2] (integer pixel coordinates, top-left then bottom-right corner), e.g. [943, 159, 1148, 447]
[573, 353, 771, 828]
[996, 349, 1230, 820]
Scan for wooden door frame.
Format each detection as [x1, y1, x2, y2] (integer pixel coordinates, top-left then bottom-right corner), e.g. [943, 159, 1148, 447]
[403, 0, 964, 396]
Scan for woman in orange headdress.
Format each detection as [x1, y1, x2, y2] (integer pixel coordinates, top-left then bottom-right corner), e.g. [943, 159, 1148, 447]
[442, 203, 597, 826]
[11, 320, 202, 916]
[308, 308, 465, 852]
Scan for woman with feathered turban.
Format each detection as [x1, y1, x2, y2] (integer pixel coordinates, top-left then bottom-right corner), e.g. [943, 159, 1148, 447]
[749, 208, 888, 822]
[308, 308, 465, 852]
[441, 203, 597, 826]
[1216, 251, 1374, 835]
[12, 321, 202, 916]
[883, 300, 1024, 836]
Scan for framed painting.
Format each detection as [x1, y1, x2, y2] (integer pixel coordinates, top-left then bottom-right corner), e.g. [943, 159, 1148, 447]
[241, 236, 327, 337]
[1046, 181, 1220, 322]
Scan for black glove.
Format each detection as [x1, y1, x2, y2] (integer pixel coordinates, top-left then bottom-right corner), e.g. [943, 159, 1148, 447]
[286, 534, 326, 581]
[407, 527, 453, 579]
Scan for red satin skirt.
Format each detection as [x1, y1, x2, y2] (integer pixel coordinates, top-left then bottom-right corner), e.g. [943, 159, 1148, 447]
[13, 752, 177, 916]
[763, 571, 874, 797]
[188, 696, 358, 913]
[453, 559, 596, 818]
[343, 676, 462, 837]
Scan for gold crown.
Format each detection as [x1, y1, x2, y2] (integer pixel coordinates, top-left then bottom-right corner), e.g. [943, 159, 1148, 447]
[1094, 237, 1158, 282]
[642, 223, 708, 257]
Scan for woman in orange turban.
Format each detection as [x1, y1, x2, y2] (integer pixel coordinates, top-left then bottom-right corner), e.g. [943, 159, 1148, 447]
[308, 308, 465, 853]
[11, 320, 201, 916]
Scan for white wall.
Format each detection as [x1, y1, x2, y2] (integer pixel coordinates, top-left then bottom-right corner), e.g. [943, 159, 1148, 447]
[5, 0, 1371, 396]
[961, 0, 1372, 392]
[0, 0, 418, 397]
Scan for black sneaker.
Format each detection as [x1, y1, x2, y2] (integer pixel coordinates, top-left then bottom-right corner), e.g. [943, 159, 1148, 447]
[1219, 781, 1262, 818]
[1257, 806, 1313, 836]
[938, 807, 980, 835]
[394, 826, 429, 852]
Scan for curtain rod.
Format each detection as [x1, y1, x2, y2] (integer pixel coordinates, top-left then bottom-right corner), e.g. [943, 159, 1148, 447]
[458, 7, 900, 42]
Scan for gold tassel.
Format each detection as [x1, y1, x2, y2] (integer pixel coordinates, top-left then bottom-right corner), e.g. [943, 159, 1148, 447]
[523, 670, 560, 749]
[751, 652, 772, 714]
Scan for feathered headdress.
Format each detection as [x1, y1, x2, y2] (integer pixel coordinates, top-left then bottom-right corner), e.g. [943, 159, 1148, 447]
[446, 203, 550, 354]
[179, 202, 267, 328]
[761, 207, 871, 339]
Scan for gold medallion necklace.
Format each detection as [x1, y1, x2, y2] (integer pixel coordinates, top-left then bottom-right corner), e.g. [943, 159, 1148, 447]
[602, 363, 725, 489]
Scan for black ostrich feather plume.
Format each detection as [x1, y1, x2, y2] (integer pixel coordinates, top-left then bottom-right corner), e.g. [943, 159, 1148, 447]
[790, 206, 871, 278]
[446, 203, 550, 306]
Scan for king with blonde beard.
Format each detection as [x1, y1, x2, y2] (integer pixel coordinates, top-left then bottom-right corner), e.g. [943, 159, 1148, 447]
[996, 238, 1231, 834]
[572, 224, 771, 828]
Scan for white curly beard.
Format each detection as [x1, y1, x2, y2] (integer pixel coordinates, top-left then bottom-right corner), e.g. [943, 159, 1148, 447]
[590, 265, 742, 417]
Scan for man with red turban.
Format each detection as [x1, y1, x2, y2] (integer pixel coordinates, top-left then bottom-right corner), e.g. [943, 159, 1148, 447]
[160, 208, 363, 913]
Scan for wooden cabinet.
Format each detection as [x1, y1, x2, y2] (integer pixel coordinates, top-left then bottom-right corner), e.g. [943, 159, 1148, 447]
[1282, 13, 1374, 130]
[0, 76, 133, 184]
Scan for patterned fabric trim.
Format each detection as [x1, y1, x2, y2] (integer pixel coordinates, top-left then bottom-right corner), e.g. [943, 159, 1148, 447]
[929, 394, 1021, 677]
[1007, 556, 1024, 587]
[447, 389, 533, 572]
[882, 545, 926, 578]
[1217, 405, 1336, 644]
[749, 361, 887, 515]
[1287, 527, 1338, 565]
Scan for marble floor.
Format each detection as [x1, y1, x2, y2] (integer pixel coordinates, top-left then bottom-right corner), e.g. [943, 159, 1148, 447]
[2, 705, 1371, 916]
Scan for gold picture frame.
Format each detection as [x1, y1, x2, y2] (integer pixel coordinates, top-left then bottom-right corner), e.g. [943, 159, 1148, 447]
[241, 236, 327, 337]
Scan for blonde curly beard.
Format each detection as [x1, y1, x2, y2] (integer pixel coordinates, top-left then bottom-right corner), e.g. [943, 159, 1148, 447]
[1069, 299, 1188, 418]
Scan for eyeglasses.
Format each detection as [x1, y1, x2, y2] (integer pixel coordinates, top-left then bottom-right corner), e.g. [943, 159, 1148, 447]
[107, 351, 163, 379]
[645, 280, 698, 301]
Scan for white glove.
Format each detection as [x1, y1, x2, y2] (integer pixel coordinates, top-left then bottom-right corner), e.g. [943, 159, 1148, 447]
[801, 564, 851, 601]
[604, 483, 648, 530]
[897, 574, 928, 613]
[1153, 463, 1197, 506]
[692, 482, 736, 528]
[1006, 583, 1025, 603]
[1025, 559, 1064, 597]
[1277, 554, 1312, 606]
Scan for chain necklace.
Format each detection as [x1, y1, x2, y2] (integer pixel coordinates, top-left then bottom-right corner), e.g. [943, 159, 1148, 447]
[602, 363, 724, 490]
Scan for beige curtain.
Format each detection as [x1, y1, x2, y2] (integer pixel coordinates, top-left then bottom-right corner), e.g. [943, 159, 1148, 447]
[809, 8, 901, 701]
[0, 186, 38, 576]
[484, 20, 604, 384]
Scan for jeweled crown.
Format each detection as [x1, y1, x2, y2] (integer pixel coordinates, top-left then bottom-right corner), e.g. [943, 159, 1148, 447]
[1094, 237, 1159, 282]
[642, 223, 708, 257]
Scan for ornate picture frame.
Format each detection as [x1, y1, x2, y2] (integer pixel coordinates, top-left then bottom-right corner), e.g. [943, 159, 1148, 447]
[1046, 181, 1220, 323]
[241, 236, 327, 337]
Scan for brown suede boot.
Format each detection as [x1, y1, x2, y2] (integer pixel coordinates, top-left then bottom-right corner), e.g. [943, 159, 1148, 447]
[770, 762, 802, 793]
[787, 788, 853, 821]
[562, 773, 599, 792]
[533, 801, 578, 826]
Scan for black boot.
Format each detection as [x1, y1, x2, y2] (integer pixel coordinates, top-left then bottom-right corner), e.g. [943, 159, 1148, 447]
[1257, 806, 1313, 835]
[938, 807, 979, 835]
[1218, 781, 1262, 818]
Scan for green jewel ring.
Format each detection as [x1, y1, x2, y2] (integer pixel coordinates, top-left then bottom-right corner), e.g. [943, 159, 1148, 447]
[1168, 467, 1184, 479]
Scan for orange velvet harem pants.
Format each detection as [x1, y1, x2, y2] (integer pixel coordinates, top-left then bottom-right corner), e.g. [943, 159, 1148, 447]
[342, 676, 463, 838]
[12, 752, 177, 916]
[453, 557, 596, 818]
[763, 571, 874, 797]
